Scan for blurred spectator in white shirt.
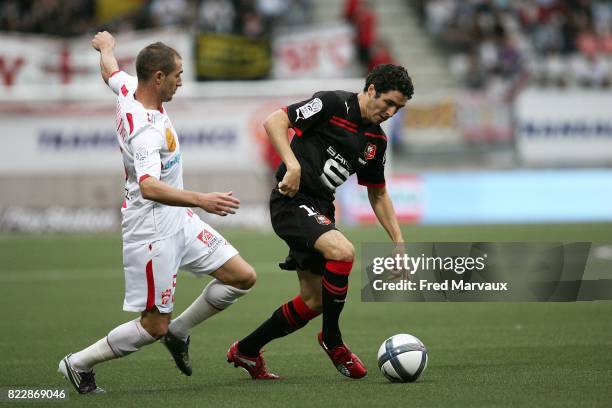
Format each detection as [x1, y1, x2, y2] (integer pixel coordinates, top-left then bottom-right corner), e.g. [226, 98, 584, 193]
[198, 0, 236, 33]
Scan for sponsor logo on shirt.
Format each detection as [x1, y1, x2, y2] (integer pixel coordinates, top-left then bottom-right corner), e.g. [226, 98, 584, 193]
[295, 98, 323, 121]
[326, 146, 353, 172]
[162, 152, 182, 170]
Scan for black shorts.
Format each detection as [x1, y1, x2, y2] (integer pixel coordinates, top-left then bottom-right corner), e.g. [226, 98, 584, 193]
[269, 188, 337, 274]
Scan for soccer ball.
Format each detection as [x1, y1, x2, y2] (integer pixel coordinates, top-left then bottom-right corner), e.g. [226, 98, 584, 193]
[377, 333, 428, 383]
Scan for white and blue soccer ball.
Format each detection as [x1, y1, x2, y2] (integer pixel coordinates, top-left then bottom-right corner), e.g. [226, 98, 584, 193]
[377, 333, 428, 383]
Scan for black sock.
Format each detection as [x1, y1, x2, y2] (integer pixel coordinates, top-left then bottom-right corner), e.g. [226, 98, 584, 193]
[238, 295, 319, 357]
[321, 260, 352, 349]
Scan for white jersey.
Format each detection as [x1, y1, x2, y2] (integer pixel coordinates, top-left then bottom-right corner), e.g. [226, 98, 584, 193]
[108, 71, 185, 244]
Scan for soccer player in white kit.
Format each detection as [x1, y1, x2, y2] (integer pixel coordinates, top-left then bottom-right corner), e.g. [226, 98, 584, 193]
[58, 31, 257, 394]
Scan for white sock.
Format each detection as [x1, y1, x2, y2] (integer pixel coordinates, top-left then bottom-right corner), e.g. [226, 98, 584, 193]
[69, 319, 155, 372]
[168, 279, 250, 341]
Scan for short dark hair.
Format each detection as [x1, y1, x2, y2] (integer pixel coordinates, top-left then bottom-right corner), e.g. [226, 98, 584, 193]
[136, 42, 181, 81]
[364, 64, 414, 99]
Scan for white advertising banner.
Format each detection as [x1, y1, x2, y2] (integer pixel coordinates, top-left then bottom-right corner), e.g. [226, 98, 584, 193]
[272, 23, 358, 79]
[0, 29, 192, 91]
[515, 89, 612, 165]
[0, 95, 301, 175]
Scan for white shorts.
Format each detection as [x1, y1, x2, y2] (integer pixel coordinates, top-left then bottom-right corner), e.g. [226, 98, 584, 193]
[122, 212, 238, 313]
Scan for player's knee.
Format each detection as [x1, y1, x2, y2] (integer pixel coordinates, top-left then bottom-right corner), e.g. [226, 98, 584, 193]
[149, 324, 168, 339]
[140, 314, 169, 339]
[214, 256, 257, 290]
[326, 243, 355, 262]
[230, 264, 256, 290]
[239, 265, 257, 290]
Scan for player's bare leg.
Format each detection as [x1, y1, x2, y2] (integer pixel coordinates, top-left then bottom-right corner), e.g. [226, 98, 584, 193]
[314, 229, 367, 378]
[141, 307, 172, 338]
[164, 255, 255, 375]
[297, 269, 323, 314]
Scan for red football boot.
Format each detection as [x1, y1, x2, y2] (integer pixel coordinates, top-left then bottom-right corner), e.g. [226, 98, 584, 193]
[318, 332, 367, 379]
[227, 341, 280, 380]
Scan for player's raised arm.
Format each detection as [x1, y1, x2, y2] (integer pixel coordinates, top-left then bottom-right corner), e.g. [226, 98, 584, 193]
[263, 109, 301, 197]
[91, 31, 119, 84]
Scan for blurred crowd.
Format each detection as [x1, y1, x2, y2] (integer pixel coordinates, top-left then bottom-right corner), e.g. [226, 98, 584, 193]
[0, 0, 313, 39]
[0, 0, 97, 37]
[344, 0, 396, 72]
[412, 0, 612, 90]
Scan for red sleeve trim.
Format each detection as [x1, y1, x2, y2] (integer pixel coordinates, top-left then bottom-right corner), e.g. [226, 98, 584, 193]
[281, 106, 288, 113]
[358, 180, 385, 188]
[139, 174, 151, 182]
[109, 70, 121, 79]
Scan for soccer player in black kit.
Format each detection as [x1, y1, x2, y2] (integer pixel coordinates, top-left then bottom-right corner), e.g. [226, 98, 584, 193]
[227, 64, 414, 379]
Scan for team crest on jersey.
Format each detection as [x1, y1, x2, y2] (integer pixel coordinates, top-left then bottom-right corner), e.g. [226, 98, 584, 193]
[364, 143, 377, 160]
[315, 214, 332, 225]
[166, 128, 177, 152]
[295, 98, 323, 121]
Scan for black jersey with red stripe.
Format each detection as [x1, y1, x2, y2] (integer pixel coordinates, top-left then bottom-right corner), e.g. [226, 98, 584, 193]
[277, 90, 387, 202]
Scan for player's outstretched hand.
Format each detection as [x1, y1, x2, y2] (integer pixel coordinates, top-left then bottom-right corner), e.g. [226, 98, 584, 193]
[91, 31, 116, 52]
[198, 191, 240, 216]
[278, 167, 300, 197]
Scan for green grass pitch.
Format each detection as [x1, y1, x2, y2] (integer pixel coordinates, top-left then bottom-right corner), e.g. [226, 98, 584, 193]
[1, 223, 611, 407]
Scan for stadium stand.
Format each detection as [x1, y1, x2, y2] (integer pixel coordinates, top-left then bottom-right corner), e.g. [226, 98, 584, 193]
[411, 0, 612, 90]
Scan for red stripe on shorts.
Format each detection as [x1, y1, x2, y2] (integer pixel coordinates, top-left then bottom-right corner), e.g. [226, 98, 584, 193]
[145, 260, 155, 310]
